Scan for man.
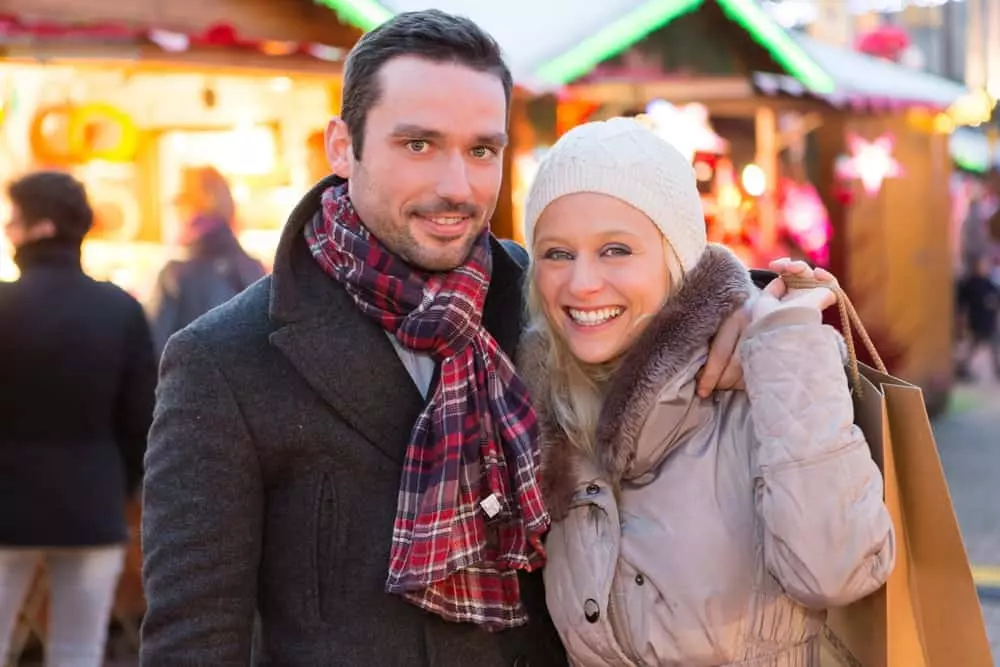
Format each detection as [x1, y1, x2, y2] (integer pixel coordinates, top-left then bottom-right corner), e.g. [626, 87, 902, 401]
[140, 10, 753, 666]
[1, 172, 156, 662]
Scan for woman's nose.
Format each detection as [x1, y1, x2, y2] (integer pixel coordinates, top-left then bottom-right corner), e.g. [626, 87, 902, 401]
[567, 257, 603, 297]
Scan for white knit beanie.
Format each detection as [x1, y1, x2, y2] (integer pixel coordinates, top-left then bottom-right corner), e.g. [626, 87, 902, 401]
[524, 117, 708, 276]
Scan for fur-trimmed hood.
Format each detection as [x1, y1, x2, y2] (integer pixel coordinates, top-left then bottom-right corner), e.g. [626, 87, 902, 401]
[518, 244, 753, 519]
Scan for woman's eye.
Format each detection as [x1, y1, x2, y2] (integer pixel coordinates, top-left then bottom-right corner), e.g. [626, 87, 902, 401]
[602, 245, 632, 257]
[406, 140, 429, 153]
[542, 248, 573, 261]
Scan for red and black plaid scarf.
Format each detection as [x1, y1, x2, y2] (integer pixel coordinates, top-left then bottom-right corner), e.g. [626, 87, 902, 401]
[304, 183, 549, 630]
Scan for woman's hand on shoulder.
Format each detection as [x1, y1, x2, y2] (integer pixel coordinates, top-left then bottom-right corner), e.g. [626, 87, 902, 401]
[752, 258, 838, 322]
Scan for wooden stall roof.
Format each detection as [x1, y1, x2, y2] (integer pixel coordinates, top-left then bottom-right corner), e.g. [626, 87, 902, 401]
[0, 0, 362, 75]
[0, 0, 362, 45]
[315, 0, 833, 93]
[320, 0, 974, 112]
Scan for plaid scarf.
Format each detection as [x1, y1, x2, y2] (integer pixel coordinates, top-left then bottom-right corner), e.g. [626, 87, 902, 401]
[304, 183, 549, 630]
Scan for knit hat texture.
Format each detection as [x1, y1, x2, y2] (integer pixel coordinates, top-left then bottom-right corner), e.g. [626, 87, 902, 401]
[524, 117, 708, 275]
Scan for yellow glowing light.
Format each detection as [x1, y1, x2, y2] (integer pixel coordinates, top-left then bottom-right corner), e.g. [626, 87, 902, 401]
[232, 184, 252, 203]
[932, 113, 955, 134]
[948, 88, 996, 127]
[741, 163, 767, 197]
[270, 77, 293, 93]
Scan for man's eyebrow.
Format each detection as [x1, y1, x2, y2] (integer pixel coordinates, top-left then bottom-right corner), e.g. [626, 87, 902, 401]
[390, 124, 445, 140]
[478, 132, 509, 147]
[390, 124, 508, 147]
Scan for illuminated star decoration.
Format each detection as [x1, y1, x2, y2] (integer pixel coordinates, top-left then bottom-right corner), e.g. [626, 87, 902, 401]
[641, 100, 728, 162]
[835, 133, 903, 197]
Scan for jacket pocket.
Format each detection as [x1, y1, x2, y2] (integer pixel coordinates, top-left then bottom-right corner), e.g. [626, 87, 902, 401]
[313, 472, 344, 622]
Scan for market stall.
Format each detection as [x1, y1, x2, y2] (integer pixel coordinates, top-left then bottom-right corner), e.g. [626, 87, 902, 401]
[0, 0, 359, 301]
[0, 2, 360, 658]
[500, 0, 992, 413]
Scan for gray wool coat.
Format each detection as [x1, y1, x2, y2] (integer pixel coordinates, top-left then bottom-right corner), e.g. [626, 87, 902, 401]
[140, 176, 567, 667]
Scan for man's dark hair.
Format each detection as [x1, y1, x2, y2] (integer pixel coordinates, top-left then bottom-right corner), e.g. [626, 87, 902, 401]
[340, 9, 513, 160]
[8, 171, 93, 243]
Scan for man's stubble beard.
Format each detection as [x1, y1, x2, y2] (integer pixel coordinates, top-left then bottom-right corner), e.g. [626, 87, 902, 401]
[349, 169, 489, 273]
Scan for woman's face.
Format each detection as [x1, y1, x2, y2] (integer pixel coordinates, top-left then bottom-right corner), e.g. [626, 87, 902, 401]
[532, 192, 671, 365]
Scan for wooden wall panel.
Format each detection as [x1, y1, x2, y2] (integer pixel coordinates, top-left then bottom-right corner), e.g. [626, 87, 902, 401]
[843, 114, 954, 412]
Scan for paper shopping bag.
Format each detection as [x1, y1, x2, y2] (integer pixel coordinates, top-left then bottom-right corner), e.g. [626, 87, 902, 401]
[779, 278, 992, 667]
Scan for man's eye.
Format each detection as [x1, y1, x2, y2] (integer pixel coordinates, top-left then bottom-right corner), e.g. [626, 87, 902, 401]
[471, 145, 497, 159]
[406, 140, 429, 153]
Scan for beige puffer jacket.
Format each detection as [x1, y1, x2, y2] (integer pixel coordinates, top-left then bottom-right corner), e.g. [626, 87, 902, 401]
[519, 245, 895, 667]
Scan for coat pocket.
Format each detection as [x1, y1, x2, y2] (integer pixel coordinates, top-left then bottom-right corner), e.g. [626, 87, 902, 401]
[313, 472, 344, 621]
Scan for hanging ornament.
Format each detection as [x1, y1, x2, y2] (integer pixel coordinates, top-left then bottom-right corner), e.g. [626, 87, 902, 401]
[148, 29, 190, 53]
[260, 40, 298, 57]
[855, 25, 910, 63]
[307, 44, 345, 62]
[200, 23, 239, 47]
[835, 133, 903, 197]
[28, 103, 138, 165]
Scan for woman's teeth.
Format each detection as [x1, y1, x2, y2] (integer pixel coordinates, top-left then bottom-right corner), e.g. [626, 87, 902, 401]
[567, 307, 624, 326]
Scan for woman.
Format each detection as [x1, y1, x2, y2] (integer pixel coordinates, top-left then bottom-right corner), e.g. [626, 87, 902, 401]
[0, 171, 156, 665]
[147, 165, 265, 356]
[519, 118, 894, 666]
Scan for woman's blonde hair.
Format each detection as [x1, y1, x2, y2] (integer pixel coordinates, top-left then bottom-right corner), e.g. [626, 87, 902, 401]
[175, 165, 235, 223]
[525, 236, 683, 458]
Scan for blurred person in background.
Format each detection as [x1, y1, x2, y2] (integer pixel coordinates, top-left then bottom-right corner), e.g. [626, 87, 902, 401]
[955, 254, 1000, 382]
[146, 165, 265, 357]
[960, 171, 1000, 277]
[0, 171, 157, 666]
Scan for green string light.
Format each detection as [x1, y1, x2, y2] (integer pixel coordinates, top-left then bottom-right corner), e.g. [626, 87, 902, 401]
[314, 0, 392, 32]
[716, 0, 834, 93]
[534, 0, 833, 94]
[535, 0, 701, 86]
[315, 0, 834, 95]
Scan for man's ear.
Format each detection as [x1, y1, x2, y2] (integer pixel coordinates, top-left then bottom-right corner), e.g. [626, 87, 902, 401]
[27, 219, 57, 242]
[325, 117, 354, 179]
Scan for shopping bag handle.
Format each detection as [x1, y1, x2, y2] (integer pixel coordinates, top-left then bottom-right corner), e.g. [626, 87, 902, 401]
[780, 276, 888, 390]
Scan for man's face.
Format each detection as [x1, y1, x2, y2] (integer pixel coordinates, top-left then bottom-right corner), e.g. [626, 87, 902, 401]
[3, 203, 53, 249]
[327, 56, 508, 272]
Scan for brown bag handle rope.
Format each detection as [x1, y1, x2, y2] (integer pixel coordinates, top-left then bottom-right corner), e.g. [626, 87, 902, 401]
[779, 276, 888, 392]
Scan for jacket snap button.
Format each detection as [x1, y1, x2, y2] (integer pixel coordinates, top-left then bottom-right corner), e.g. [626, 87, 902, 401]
[585, 483, 600, 496]
[635, 573, 645, 586]
[511, 656, 529, 667]
[584, 598, 600, 623]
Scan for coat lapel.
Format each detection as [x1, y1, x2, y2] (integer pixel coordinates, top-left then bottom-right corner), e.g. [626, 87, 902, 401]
[269, 298, 427, 464]
[268, 178, 426, 463]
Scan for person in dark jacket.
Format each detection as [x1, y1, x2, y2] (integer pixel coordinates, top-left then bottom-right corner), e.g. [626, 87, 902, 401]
[146, 165, 265, 356]
[0, 171, 157, 665]
[956, 254, 1000, 380]
[139, 10, 755, 666]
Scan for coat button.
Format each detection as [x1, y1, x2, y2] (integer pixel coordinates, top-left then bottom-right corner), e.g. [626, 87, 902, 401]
[511, 656, 529, 667]
[584, 598, 600, 623]
[585, 483, 600, 496]
[635, 573, 645, 586]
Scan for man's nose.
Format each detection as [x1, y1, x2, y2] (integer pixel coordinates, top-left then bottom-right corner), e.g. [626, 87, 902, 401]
[436, 151, 473, 202]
